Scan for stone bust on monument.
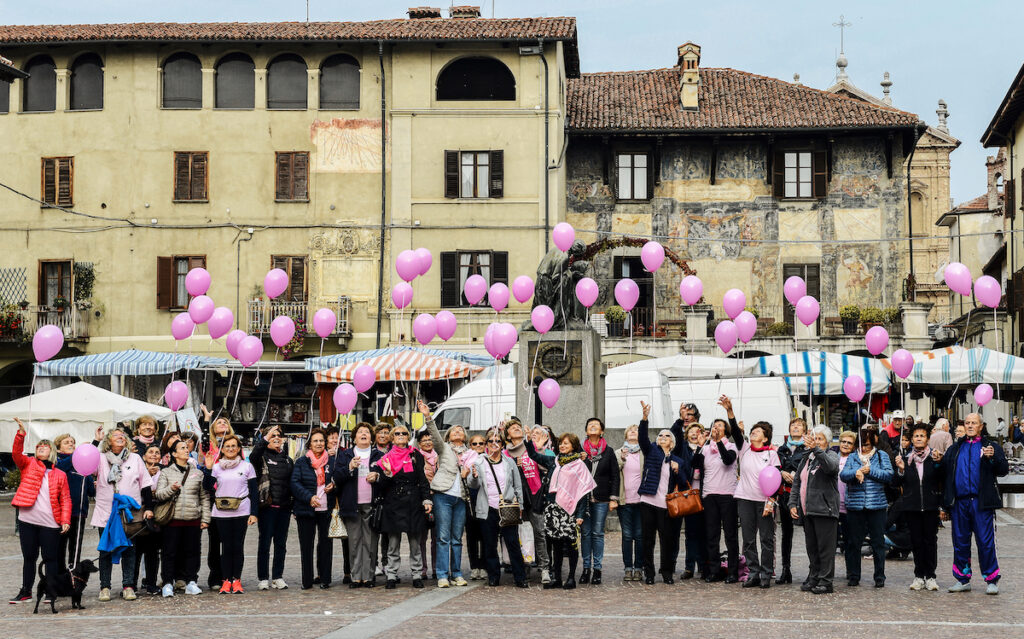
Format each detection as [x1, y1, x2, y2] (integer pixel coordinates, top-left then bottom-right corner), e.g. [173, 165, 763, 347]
[529, 239, 590, 331]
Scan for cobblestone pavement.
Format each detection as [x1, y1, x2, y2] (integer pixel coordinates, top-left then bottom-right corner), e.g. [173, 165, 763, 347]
[1, 502, 1023, 639]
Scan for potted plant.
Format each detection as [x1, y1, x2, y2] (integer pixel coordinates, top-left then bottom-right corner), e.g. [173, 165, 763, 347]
[839, 305, 861, 335]
[860, 306, 884, 331]
[604, 305, 627, 337]
[52, 295, 68, 313]
[766, 321, 793, 337]
[882, 307, 901, 332]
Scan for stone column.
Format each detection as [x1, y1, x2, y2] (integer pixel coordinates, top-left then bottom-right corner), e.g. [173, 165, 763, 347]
[201, 68, 215, 109]
[307, 69, 319, 111]
[254, 69, 267, 109]
[55, 68, 69, 111]
[684, 304, 710, 352]
[899, 301, 934, 351]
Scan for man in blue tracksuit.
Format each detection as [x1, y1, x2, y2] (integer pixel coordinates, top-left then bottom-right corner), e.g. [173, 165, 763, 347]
[939, 412, 1008, 595]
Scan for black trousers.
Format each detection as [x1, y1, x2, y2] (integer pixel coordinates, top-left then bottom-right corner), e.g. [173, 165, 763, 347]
[479, 508, 525, 584]
[133, 530, 162, 588]
[19, 521, 60, 593]
[161, 524, 202, 584]
[59, 514, 89, 569]
[666, 515, 683, 574]
[206, 522, 222, 587]
[778, 492, 795, 570]
[214, 517, 248, 581]
[803, 515, 838, 588]
[703, 494, 739, 577]
[342, 537, 351, 577]
[906, 510, 940, 579]
[465, 514, 485, 570]
[683, 510, 707, 574]
[845, 508, 886, 583]
[257, 505, 291, 581]
[550, 537, 578, 582]
[296, 512, 334, 588]
[640, 503, 676, 577]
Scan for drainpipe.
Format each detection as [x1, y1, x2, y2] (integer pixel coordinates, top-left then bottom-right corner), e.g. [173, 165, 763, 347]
[235, 228, 254, 329]
[375, 41, 387, 348]
[906, 125, 922, 301]
[540, 40, 550, 254]
[1009, 136, 1015, 354]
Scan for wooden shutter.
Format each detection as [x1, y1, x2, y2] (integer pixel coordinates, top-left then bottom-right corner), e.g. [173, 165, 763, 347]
[275, 153, 292, 200]
[492, 251, 509, 285]
[781, 264, 802, 326]
[440, 252, 460, 308]
[489, 150, 504, 198]
[174, 152, 191, 200]
[613, 255, 624, 279]
[290, 257, 306, 301]
[156, 256, 173, 309]
[444, 151, 459, 198]
[612, 152, 620, 199]
[190, 152, 207, 200]
[57, 157, 73, 206]
[772, 150, 785, 198]
[812, 151, 828, 198]
[188, 256, 206, 270]
[293, 152, 309, 201]
[42, 158, 56, 204]
[1005, 177, 1016, 220]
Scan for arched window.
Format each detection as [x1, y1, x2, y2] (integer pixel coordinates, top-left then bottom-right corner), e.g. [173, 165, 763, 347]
[319, 54, 360, 109]
[162, 52, 202, 109]
[215, 53, 254, 109]
[267, 54, 307, 109]
[23, 55, 56, 112]
[436, 57, 515, 101]
[70, 53, 103, 110]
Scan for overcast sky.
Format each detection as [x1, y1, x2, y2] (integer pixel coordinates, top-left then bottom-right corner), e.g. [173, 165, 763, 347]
[5, 0, 1022, 205]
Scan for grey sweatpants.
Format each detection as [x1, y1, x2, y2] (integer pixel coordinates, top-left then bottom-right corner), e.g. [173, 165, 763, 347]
[345, 504, 379, 583]
[803, 515, 838, 588]
[385, 531, 423, 581]
[737, 498, 775, 580]
[528, 507, 550, 571]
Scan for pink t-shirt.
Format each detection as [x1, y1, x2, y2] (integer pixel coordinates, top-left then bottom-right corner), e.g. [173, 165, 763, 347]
[482, 460, 506, 509]
[640, 460, 671, 509]
[18, 470, 58, 528]
[734, 445, 780, 502]
[315, 483, 328, 512]
[211, 460, 256, 517]
[837, 454, 850, 514]
[91, 452, 153, 528]
[700, 440, 739, 496]
[622, 452, 643, 504]
[354, 448, 373, 505]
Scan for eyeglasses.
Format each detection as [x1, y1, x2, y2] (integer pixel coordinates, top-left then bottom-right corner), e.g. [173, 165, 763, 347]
[839, 440, 855, 446]
[393, 431, 409, 437]
[470, 442, 486, 447]
[487, 438, 501, 443]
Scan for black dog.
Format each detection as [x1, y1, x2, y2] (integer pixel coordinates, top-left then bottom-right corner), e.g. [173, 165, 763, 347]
[33, 559, 98, 614]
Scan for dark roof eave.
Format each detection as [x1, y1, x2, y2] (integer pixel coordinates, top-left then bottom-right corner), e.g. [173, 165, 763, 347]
[567, 123, 922, 137]
[0, 61, 28, 79]
[981, 60, 1024, 147]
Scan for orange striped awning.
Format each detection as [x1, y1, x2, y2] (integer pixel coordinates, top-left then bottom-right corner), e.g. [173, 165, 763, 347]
[880, 345, 963, 370]
[314, 349, 484, 383]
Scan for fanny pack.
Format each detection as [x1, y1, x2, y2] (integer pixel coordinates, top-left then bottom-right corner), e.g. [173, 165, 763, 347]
[215, 496, 243, 511]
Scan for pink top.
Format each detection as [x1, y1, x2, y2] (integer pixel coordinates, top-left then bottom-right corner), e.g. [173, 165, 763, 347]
[354, 448, 373, 505]
[18, 470, 58, 528]
[700, 440, 739, 496]
[91, 452, 152, 528]
[799, 461, 810, 514]
[622, 452, 643, 504]
[482, 460, 506, 509]
[734, 445, 780, 502]
[315, 483, 328, 512]
[837, 454, 850, 514]
[211, 460, 256, 518]
[640, 460, 670, 509]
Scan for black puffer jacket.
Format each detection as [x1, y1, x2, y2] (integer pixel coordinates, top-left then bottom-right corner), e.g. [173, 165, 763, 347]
[249, 438, 294, 510]
[893, 452, 944, 512]
[777, 442, 809, 505]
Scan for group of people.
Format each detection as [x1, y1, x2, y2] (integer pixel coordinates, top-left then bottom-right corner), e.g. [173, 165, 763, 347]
[7, 394, 1010, 606]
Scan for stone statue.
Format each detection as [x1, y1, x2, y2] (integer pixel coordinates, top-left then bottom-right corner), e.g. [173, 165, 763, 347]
[528, 240, 590, 331]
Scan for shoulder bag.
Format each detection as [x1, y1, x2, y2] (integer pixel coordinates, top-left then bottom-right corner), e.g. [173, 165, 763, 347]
[153, 464, 191, 526]
[666, 477, 703, 518]
[486, 459, 523, 527]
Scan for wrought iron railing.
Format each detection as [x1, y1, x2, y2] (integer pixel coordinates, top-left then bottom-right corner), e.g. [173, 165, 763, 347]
[247, 296, 352, 337]
[0, 304, 89, 342]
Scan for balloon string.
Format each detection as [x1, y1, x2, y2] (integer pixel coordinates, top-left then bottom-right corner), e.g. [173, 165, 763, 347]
[216, 369, 234, 423]
[27, 371, 36, 438]
[70, 478, 87, 569]
[231, 369, 245, 416]
[947, 306, 973, 410]
[185, 324, 196, 388]
[257, 349, 279, 429]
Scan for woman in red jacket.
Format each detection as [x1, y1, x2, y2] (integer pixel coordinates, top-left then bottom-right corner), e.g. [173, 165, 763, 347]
[9, 417, 72, 604]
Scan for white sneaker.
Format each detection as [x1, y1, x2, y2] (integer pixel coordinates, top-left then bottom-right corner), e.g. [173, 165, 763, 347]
[925, 578, 939, 591]
[541, 569, 551, 584]
[271, 579, 288, 590]
[437, 578, 450, 588]
[98, 588, 111, 602]
[909, 578, 925, 591]
[161, 583, 175, 598]
[257, 580, 270, 591]
[948, 581, 971, 593]
[184, 582, 202, 595]
[453, 576, 468, 586]
[987, 582, 999, 595]
[121, 587, 137, 601]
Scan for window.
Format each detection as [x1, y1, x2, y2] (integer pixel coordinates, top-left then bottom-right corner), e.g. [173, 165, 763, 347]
[0, 79, 9, 114]
[23, 55, 56, 112]
[784, 152, 812, 198]
[275, 152, 309, 201]
[69, 53, 103, 110]
[444, 150, 503, 198]
[320, 54, 360, 109]
[157, 255, 206, 309]
[162, 52, 202, 109]
[41, 157, 73, 207]
[435, 406, 469, 430]
[271, 256, 306, 302]
[267, 54, 307, 109]
[436, 57, 515, 101]
[215, 53, 255, 109]
[439, 250, 508, 308]
[617, 153, 649, 200]
[772, 149, 827, 199]
[782, 263, 820, 330]
[173, 152, 208, 202]
[38, 260, 72, 307]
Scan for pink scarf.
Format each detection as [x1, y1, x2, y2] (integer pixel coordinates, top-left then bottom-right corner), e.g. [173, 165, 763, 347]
[381, 445, 414, 474]
[419, 448, 438, 470]
[504, 449, 541, 495]
[583, 437, 607, 459]
[909, 446, 931, 482]
[550, 458, 596, 515]
[306, 450, 329, 486]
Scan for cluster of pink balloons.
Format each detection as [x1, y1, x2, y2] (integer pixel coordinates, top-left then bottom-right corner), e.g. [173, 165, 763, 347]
[782, 276, 820, 328]
[944, 262, 1002, 309]
[408, 311, 458, 345]
[484, 322, 519, 359]
[714, 289, 759, 354]
[391, 248, 433, 310]
[463, 274, 536, 313]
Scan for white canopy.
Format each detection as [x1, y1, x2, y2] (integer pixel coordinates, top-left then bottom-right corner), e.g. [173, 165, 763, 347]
[753, 351, 891, 396]
[0, 382, 174, 453]
[899, 347, 1024, 387]
[613, 354, 758, 378]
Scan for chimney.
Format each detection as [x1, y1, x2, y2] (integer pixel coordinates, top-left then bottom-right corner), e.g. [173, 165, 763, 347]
[449, 5, 481, 18]
[407, 6, 442, 19]
[677, 42, 701, 111]
[880, 72, 892, 105]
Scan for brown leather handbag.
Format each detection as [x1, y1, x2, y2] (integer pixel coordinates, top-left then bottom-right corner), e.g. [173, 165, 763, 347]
[666, 479, 703, 518]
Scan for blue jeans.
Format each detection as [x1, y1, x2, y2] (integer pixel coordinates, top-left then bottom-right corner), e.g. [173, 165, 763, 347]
[432, 493, 467, 580]
[618, 503, 643, 570]
[581, 501, 609, 570]
[98, 526, 136, 589]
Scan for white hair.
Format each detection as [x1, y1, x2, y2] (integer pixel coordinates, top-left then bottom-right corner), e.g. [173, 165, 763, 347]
[657, 429, 676, 450]
[935, 418, 950, 432]
[811, 425, 832, 443]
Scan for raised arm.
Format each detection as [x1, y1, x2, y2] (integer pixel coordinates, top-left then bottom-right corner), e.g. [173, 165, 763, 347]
[638, 401, 652, 453]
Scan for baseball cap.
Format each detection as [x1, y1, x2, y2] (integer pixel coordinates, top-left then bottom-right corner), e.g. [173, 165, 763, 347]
[891, 410, 905, 419]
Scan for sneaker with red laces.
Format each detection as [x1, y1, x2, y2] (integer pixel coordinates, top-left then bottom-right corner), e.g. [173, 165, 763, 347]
[9, 589, 31, 604]
[231, 579, 244, 594]
[219, 580, 232, 594]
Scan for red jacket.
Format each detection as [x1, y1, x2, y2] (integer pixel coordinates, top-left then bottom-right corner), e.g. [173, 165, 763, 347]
[12, 431, 72, 526]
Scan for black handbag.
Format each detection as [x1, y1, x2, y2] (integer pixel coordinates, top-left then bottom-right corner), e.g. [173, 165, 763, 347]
[368, 494, 385, 533]
[486, 459, 522, 527]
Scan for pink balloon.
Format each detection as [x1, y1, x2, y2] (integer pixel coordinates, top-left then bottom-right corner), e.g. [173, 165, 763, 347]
[974, 275, 1002, 309]
[758, 466, 782, 498]
[414, 248, 433, 276]
[171, 313, 195, 341]
[783, 276, 806, 306]
[312, 308, 337, 339]
[512, 276, 535, 304]
[237, 335, 264, 368]
[575, 277, 599, 308]
[353, 365, 376, 393]
[975, 383, 994, 407]
[531, 305, 554, 334]
[395, 250, 420, 283]
[32, 324, 64, 362]
[843, 375, 866, 403]
[679, 275, 703, 306]
[464, 274, 487, 306]
[333, 383, 357, 414]
[538, 378, 561, 408]
[413, 313, 437, 345]
[493, 322, 519, 357]
[435, 311, 458, 342]
[484, 324, 499, 359]
[614, 278, 640, 312]
[264, 268, 289, 300]
[225, 329, 246, 359]
[164, 380, 189, 411]
[71, 443, 100, 476]
[489, 283, 510, 313]
[735, 311, 757, 344]
[795, 296, 820, 327]
[641, 241, 665, 272]
[185, 267, 211, 297]
[269, 315, 296, 348]
[392, 282, 413, 309]
[552, 222, 575, 252]
[864, 325, 889, 356]
[890, 349, 914, 379]
[207, 307, 234, 340]
[188, 295, 215, 325]
[714, 320, 738, 354]
[722, 289, 746, 320]
[944, 262, 972, 297]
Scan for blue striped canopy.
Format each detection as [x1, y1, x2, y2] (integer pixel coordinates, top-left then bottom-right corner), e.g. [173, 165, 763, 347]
[906, 347, 1024, 386]
[306, 346, 494, 371]
[35, 349, 228, 377]
[756, 351, 890, 396]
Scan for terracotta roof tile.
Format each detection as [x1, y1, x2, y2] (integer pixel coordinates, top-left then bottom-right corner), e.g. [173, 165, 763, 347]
[957, 194, 1001, 211]
[568, 67, 920, 132]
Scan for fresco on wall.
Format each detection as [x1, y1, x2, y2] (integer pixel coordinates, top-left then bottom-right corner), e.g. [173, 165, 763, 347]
[311, 118, 387, 173]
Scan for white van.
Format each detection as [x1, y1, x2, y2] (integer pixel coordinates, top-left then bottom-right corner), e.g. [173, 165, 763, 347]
[667, 376, 793, 447]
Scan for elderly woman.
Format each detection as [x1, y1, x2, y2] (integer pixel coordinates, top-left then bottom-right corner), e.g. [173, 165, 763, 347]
[291, 428, 336, 590]
[202, 434, 257, 594]
[579, 416, 619, 586]
[839, 428, 893, 588]
[464, 434, 487, 580]
[156, 439, 211, 596]
[9, 418, 71, 605]
[467, 427, 527, 588]
[617, 424, 645, 581]
[335, 423, 384, 588]
[893, 423, 945, 592]
[544, 433, 593, 589]
[503, 417, 549, 585]
[133, 444, 164, 595]
[789, 425, 840, 594]
[733, 419, 782, 589]
[637, 401, 689, 585]
[132, 415, 161, 457]
[199, 404, 235, 589]
[692, 414, 740, 583]
[776, 417, 810, 585]
[249, 424, 294, 591]
[53, 430, 96, 570]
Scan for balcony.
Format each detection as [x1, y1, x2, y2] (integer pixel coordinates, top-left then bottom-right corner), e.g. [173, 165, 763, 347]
[247, 296, 352, 338]
[0, 304, 90, 343]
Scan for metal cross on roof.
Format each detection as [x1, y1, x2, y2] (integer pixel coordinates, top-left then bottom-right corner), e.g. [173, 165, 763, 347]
[833, 14, 852, 54]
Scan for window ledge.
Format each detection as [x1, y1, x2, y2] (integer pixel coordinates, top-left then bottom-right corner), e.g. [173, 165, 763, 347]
[615, 199, 652, 204]
[172, 199, 209, 204]
[779, 197, 823, 202]
[40, 203, 72, 209]
[66, 108, 103, 113]
[318, 105, 360, 111]
[160, 106, 202, 111]
[213, 107, 255, 111]
[267, 107, 309, 111]
[19, 110, 56, 114]
[275, 199, 310, 203]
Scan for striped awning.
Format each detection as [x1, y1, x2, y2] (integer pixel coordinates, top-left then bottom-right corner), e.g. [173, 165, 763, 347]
[879, 345, 964, 372]
[755, 351, 890, 396]
[314, 349, 484, 383]
[35, 349, 228, 377]
[901, 347, 1024, 386]
[305, 346, 494, 371]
